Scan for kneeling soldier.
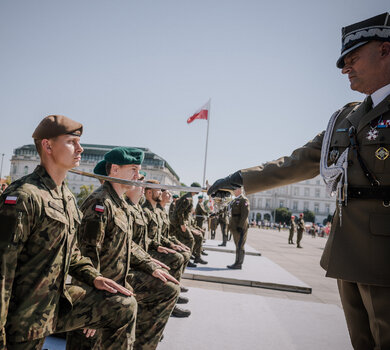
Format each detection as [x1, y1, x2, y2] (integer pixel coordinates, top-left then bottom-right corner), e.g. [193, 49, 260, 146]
[0, 116, 135, 350]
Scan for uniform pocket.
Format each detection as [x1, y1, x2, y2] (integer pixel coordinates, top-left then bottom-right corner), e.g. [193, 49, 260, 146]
[369, 213, 390, 236]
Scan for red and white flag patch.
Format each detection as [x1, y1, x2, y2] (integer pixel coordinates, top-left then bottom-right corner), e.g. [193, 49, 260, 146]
[5, 196, 17, 205]
[95, 205, 104, 212]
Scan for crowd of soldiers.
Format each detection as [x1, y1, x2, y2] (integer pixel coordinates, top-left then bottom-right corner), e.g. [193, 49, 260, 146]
[0, 115, 221, 350]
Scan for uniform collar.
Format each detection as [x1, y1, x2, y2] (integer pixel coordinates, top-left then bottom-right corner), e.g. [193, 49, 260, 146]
[371, 83, 390, 108]
[34, 165, 64, 199]
[143, 199, 157, 212]
[103, 181, 126, 209]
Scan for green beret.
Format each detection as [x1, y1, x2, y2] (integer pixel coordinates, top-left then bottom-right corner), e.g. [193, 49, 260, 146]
[198, 195, 203, 199]
[191, 182, 201, 188]
[32, 115, 83, 139]
[173, 194, 179, 198]
[104, 147, 144, 165]
[94, 160, 107, 176]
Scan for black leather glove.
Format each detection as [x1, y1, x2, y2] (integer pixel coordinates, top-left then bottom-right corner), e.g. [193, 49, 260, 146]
[207, 171, 243, 198]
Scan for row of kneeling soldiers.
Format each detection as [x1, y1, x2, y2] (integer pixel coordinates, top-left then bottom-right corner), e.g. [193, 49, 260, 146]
[0, 115, 207, 350]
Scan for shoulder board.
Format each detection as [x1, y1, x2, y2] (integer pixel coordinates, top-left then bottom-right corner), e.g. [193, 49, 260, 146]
[343, 102, 361, 108]
[95, 204, 105, 213]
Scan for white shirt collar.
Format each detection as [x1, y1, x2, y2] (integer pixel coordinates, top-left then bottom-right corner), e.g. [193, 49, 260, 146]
[370, 83, 390, 108]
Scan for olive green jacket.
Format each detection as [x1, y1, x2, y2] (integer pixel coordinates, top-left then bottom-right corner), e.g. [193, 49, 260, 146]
[241, 95, 390, 286]
[0, 166, 101, 343]
[229, 195, 250, 231]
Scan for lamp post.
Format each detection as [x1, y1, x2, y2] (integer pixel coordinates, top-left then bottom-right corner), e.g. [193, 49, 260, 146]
[0, 153, 4, 182]
[273, 191, 277, 224]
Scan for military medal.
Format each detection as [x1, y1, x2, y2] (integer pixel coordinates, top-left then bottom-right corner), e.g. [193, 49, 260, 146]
[375, 147, 389, 160]
[366, 128, 378, 140]
[329, 149, 339, 162]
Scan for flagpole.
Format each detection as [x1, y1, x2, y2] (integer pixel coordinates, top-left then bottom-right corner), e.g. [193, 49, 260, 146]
[202, 99, 211, 187]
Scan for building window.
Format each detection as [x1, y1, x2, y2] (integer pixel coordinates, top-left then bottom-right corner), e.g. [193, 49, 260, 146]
[293, 187, 299, 196]
[304, 201, 309, 211]
[24, 166, 28, 175]
[257, 198, 262, 208]
[316, 179, 320, 185]
[12, 165, 17, 174]
[265, 199, 271, 208]
[304, 188, 310, 197]
[315, 189, 320, 198]
[279, 200, 284, 208]
[293, 201, 298, 210]
[325, 204, 330, 214]
[314, 203, 319, 213]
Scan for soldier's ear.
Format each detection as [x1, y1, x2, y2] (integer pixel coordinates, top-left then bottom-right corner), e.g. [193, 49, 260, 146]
[380, 42, 390, 58]
[41, 139, 52, 154]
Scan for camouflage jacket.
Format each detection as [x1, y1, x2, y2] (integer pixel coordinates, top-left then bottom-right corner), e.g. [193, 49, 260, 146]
[170, 193, 193, 228]
[78, 182, 158, 290]
[0, 166, 101, 343]
[125, 196, 150, 252]
[290, 221, 297, 233]
[168, 201, 176, 221]
[195, 202, 207, 217]
[142, 200, 171, 250]
[297, 218, 305, 232]
[157, 204, 181, 245]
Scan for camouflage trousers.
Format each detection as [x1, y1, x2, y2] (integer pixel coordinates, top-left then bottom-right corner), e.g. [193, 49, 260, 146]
[149, 249, 186, 281]
[173, 227, 202, 258]
[7, 285, 137, 350]
[67, 271, 179, 350]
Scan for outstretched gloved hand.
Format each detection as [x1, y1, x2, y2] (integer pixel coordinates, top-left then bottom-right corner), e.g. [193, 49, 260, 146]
[207, 171, 243, 198]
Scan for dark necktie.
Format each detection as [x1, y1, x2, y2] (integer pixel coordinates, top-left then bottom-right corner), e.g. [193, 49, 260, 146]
[365, 95, 373, 112]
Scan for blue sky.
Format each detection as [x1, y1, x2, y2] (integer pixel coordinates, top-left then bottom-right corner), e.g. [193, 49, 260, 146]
[0, 1, 388, 186]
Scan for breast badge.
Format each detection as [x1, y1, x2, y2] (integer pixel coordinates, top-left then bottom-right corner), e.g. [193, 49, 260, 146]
[375, 147, 389, 160]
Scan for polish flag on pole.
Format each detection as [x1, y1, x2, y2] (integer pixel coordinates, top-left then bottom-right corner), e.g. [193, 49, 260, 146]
[187, 99, 210, 124]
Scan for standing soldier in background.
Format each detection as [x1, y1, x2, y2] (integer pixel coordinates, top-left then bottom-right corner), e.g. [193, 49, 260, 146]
[218, 206, 229, 246]
[68, 147, 179, 350]
[195, 195, 208, 229]
[227, 187, 250, 269]
[0, 116, 135, 350]
[296, 213, 305, 249]
[288, 215, 296, 245]
[208, 13, 390, 349]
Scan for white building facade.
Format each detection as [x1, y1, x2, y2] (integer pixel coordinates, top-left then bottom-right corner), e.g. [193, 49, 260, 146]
[247, 175, 336, 224]
[10, 144, 181, 194]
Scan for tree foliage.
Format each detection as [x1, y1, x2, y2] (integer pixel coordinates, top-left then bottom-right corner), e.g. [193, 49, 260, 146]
[303, 209, 315, 223]
[275, 207, 292, 224]
[76, 184, 94, 206]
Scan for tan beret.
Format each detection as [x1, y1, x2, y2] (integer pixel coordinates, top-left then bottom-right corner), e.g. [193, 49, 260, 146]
[32, 115, 83, 139]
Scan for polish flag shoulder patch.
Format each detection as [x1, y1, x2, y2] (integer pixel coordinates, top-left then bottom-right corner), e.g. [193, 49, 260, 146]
[5, 196, 17, 205]
[95, 204, 104, 213]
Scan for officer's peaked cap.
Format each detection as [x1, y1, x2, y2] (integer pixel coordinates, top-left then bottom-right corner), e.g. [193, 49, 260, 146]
[337, 12, 390, 68]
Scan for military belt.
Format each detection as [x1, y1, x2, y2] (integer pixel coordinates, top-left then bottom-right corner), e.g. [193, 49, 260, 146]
[347, 186, 390, 200]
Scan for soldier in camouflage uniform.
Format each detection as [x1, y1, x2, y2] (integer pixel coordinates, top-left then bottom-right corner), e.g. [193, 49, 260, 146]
[0, 116, 135, 350]
[168, 194, 178, 221]
[170, 184, 207, 265]
[195, 195, 207, 229]
[67, 147, 180, 350]
[296, 213, 305, 248]
[218, 206, 229, 246]
[288, 215, 296, 244]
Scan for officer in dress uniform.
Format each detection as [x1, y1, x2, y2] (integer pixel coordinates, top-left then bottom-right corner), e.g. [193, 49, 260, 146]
[0, 116, 134, 350]
[227, 187, 250, 269]
[208, 13, 390, 349]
